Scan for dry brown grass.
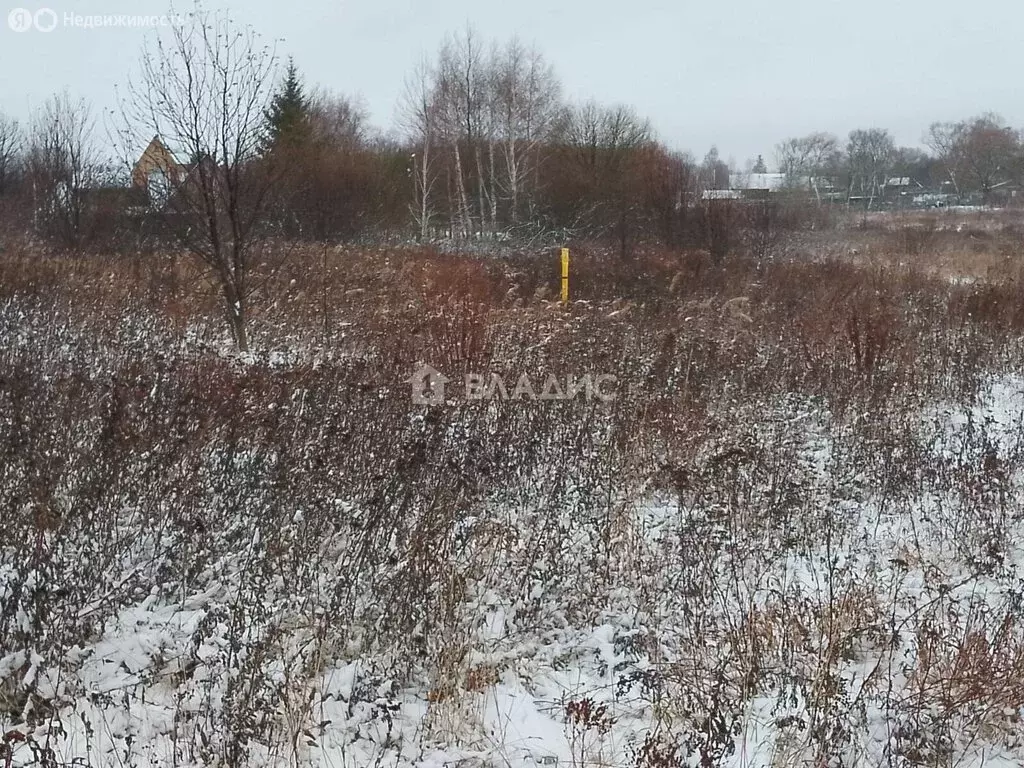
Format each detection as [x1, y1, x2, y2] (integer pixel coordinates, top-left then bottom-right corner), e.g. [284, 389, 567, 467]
[3, 222, 1024, 764]
[794, 208, 1024, 286]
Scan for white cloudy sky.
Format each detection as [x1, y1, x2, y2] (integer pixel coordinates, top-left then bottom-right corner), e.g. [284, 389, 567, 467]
[2, 0, 1022, 166]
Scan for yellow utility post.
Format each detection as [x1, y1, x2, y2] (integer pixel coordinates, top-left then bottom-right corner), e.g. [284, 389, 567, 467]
[560, 247, 570, 304]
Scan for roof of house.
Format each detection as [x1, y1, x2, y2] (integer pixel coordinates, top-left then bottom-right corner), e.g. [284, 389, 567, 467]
[729, 172, 787, 191]
[132, 136, 183, 185]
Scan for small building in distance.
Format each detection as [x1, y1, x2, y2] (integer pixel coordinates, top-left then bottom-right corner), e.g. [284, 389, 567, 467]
[729, 172, 788, 198]
[131, 136, 185, 209]
[702, 172, 792, 201]
[880, 176, 923, 205]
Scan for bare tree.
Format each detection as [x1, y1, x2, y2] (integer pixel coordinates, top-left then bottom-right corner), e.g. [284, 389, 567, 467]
[0, 112, 22, 196]
[925, 115, 1019, 203]
[775, 132, 840, 203]
[925, 121, 965, 195]
[308, 89, 367, 149]
[433, 27, 489, 238]
[491, 38, 560, 227]
[562, 101, 651, 174]
[403, 28, 563, 239]
[955, 114, 1018, 204]
[891, 146, 932, 183]
[121, 8, 278, 351]
[699, 145, 729, 190]
[559, 100, 652, 254]
[846, 128, 895, 208]
[399, 58, 441, 241]
[27, 92, 99, 246]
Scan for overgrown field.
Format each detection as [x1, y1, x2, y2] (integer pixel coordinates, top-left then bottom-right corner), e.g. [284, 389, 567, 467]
[4, 223, 1024, 767]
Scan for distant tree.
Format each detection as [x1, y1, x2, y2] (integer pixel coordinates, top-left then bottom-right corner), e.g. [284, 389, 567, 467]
[557, 101, 653, 254]
[751, 154, 768, 174]
[560, 102, 650, 171]
[846, 128, 895, 208]
[926, 115, 1019, 202]
[0, 112, 22, 196]
[639, 145, 696, 248]
[292, 91, 379, 240]
[399, 57, 442, 241]
[775, 132, 840, 202]
[27, 92, 99, 245]
[264, 58, 311, 151]
[491, 37, 560, 227]
[890, 146, 933, 185]
[308, 90, 366, 149]
[433, 26, 490, 237]
[956, 115, 1018, 203]
[402, 27, 565, 239]
[925, 121, 966, 194]
[700, 146, 729, 189]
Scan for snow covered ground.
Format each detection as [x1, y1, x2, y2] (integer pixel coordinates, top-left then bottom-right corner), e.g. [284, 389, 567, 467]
[4, 371, 1024, 768]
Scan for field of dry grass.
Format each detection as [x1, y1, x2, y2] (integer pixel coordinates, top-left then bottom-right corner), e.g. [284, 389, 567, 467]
[3, 215, 1024, 766]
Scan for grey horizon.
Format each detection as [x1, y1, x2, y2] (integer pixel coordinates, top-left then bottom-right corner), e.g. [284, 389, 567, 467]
[1, 0, 1020, 166]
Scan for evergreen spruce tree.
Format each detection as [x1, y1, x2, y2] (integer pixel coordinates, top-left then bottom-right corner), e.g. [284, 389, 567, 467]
[752, 154, 768, 174]
[264, 58, 310, 151]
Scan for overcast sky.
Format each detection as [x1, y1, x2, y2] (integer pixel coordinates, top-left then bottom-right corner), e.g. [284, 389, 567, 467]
[2, 0, 1022, 167]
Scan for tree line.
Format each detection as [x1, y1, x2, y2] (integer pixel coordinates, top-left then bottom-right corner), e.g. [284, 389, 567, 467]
[775, 117, 1023, 206]
[2, 19, 1021, 254]
[1, 10, 1022, 349]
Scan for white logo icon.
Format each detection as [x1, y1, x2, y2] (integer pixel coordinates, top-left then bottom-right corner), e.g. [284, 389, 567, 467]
[7, 7, 57, 32]
[8, 8, 33, 31]
[34, 8, 57, 32]
[406, 364, 450, 406]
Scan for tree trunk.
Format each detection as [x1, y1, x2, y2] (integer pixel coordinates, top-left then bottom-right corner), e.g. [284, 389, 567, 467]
[506, 139, 520, 225]
[488, 140, 498, 233]
[453, 142, 471, 238]
[475, 145, 487, 236]
[420, 139, 431, 241]
[223, 284, 249, 352]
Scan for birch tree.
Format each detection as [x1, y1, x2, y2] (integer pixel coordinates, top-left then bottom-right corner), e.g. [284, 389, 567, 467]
[434, 28, 488, 237]
[775, 132, 840, 202]
[491, 38, 559, 227]
[399, 58, 440, 241]
[846, 128, 895, 208]
[925, 121, 966, 195]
